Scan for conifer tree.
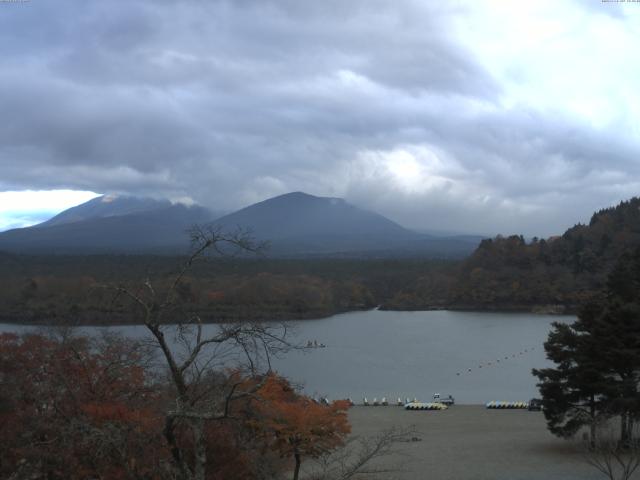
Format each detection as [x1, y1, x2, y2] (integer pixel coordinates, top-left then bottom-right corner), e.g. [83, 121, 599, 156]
[534, 246, 640, 445]
[533, 314, 607, 444]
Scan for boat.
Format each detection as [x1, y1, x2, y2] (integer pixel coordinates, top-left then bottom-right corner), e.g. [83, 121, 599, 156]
[433, 393, 455, 406]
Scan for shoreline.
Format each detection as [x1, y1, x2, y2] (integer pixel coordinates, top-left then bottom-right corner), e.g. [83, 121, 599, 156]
[380, 304, 575, 315]
[0, 305, 576, 327]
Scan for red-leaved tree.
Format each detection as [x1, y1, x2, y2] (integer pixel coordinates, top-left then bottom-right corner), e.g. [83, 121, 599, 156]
[0, 331, 165, 480]
[249, 374, 351, 480]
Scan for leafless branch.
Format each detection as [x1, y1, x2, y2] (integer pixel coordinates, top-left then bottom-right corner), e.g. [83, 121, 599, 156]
[106, 225, 290, 480]
[307, 426, 418, 480]
[583, 424, 640, 480]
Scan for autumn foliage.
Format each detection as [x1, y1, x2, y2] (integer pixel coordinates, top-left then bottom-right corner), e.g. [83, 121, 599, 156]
[0, 332, 165, 479]
[0, 333, 352, 480]
[249, 375, 351, 480]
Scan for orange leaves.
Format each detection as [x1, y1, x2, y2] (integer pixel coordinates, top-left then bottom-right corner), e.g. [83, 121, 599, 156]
[207, 290, 226, 301]
[83, 402, 136, 423]
[81, 402, 158, 430]
[251, 374, 351, 459]
[1, 334, 350, 479]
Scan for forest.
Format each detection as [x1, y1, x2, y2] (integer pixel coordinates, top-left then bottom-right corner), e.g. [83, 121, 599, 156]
[386, 197, 640, 313]
[0, 252, 451, 324]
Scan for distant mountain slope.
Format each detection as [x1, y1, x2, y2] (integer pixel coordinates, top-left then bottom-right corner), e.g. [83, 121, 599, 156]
[37, 195, 169, 228]
[0, 198, 218, 254]
[0, 192, 483, 257]
[213, 192, 414, 252]
[215, 192, 408, 239]
[213, 192, 482, 257]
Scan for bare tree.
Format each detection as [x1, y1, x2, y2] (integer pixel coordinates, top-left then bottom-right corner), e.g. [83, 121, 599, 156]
[306, 426, 418, 480]
[113, 225, 292, 480]
[583, 423, 640, 480]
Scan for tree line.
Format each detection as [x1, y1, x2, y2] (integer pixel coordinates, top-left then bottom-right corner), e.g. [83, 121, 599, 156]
[0, 253, 448, 325]
[387, 197, 640, 312]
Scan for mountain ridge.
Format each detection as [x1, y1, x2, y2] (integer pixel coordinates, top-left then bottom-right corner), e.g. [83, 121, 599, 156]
[36, 195, 174, 228]
[0, 192, 483, 257]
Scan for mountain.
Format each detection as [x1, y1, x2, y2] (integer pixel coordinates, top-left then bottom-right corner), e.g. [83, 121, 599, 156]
[0, 192, 483, 257]
[36, 195, 170, 228]
[0, 196, 219, 254]
[215, 192, 408, 239]
[213, 192, 413, 253]
[212, 192, 483, 257]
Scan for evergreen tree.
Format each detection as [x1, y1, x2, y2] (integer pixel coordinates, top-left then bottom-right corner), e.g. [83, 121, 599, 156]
[534, 247, 640, 445]
[533, 315, 607, 444]
[588, 250, 640, 445]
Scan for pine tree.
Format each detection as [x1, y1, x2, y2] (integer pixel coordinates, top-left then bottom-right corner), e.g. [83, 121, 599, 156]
[534, 246, 640, 445]
[533, 316, 607, 444]
[587, 250, 640, 445]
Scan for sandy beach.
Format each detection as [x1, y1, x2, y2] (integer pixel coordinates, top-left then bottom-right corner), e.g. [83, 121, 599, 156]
[342, 405, 607, 480]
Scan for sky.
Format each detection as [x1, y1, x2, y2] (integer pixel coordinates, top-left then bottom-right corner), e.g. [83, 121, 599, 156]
[1, 0, 639, 236]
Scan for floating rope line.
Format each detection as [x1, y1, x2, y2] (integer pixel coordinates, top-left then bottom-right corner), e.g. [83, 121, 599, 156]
[455, 346, 539, 377]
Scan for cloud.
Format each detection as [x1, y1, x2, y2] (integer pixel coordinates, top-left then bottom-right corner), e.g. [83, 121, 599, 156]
[0, 0, 639, 236]
[0, 190, 100, 230]
[0, 213, 53, 231]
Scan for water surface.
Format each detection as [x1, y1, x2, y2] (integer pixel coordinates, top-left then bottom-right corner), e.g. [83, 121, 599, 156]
[0, 309, 572, 404]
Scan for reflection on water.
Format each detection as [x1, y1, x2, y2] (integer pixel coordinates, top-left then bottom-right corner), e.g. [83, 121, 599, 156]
[0, 309, 572, 404]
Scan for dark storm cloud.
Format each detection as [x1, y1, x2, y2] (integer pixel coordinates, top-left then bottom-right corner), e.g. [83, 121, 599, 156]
[0, 0, 638, 236]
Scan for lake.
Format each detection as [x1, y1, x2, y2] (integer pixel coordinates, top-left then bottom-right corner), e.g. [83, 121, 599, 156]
[0, 309, 571, 404]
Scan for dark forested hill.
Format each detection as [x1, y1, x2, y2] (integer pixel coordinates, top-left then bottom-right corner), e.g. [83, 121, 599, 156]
[384, 197, 640, 312]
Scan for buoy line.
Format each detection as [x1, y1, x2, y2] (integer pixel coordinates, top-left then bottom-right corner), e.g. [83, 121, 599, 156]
[454, 346, 537, 377]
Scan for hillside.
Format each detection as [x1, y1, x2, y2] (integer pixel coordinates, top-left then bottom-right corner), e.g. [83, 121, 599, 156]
[36, 195, 170, 228]
[214, 192, 410, 241]
[0, 199, 217, 254]
[384, 197, 640, 312]
[0, 192, 483, 257]
[213, 192, 482, 257]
